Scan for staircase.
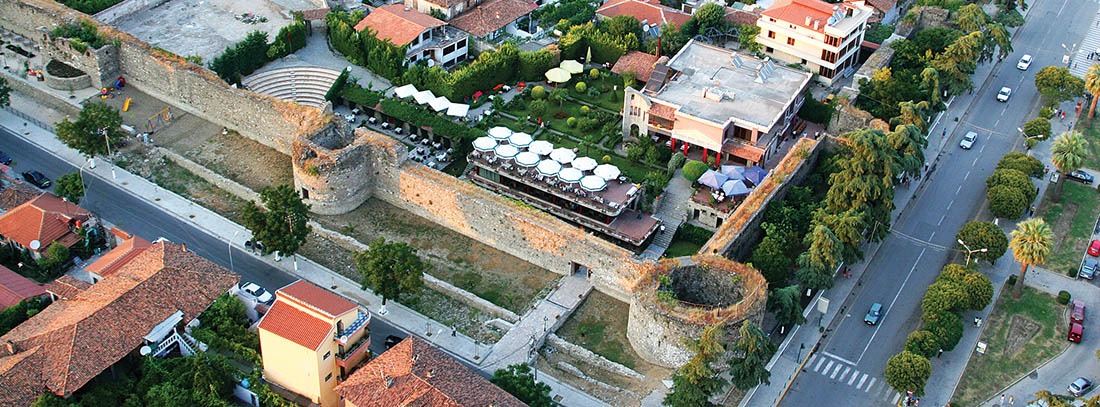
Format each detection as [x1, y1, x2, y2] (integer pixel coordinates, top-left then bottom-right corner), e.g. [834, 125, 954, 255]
[639, 169, 693, 259]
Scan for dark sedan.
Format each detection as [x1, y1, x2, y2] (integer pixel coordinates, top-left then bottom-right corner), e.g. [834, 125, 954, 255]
[21, 170, 50, 188]
[1066, 170, 1096, 184]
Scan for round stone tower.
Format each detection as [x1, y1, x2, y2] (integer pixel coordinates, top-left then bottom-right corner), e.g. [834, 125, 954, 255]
[292, 120, 378, 215]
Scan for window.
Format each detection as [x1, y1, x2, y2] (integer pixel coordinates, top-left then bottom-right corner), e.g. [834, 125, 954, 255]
[787, 37, 795, 46]
[323, 351, 331, 360]
[800, 59, 806, 65]
[767, 30, 775, 39]
[422, 31, 430, 41]
[458, 38, 467, 48]
[766, 46, 773, 53]
[821, 50, 838, 63]
[325, 373, 333, 382]
[825, 35, 840, 47]
[819, 66, 836, 78]
[769, 18, 776, 22]
[444, 44, 455, 54]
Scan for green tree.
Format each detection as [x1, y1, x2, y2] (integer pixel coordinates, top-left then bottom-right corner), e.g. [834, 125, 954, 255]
[0, 77, 10, 108]
[1033, 390, 1072, 407]
[997, 152, 1044, 177]
[664, 324, 727, 406]
[752, 235, 794, 284]
[531, 85, 547, 99]
[797, 224, 842, 290]
[575, 81, 588, 93]
[954, 4, 987, 33]
[241, 184, 312, 257]
[931, 31, 983, 95]
[355, 237, 426, 310]
[921, 280, 964, 314]
[55, 101, 126, 157]
[922, 310, 963, 350]
[1034, 66, 1085, 106]
[36, 242, 70, 278]
[528, 99, 549, 120]
[955, 221, 1009, 264]
[888, 124, 928, 179]
[884, 351, 932, 396]
[959, 272, 994, 310]
[986, 168, 1037, 202]
[738, 25, 762, 54]
[686, 3, 726, 36]
[1009, 218, 1053, 298]
[491, 364, 553, 407]
[1085, 63, 1100, 119]
[728, 320, 777, 390]
[31, 393, 67, 407]
[769, 285, 805, 327]
[1051, 130, 1088, 175]
[192, 293, 259, 355]
[550, 87, 568, 107]
[1022, 117, 1051, 146]
[54, 172, 85, 204]
[987, 184, 1027, 219]
[428, 8, 447, 20]
[826, 129, 898, 241]
[905, 330, 941, 358]
[814, 208, 864, 264]
[681, 160, 708, 182]
[602, 15, 643, 50]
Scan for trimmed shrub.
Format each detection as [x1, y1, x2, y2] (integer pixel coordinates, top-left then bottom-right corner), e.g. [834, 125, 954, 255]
[576, 82, 588, 93]
[1058, 290, 1071, 305]
[566, 117, 578, 127]
[682, 160, 708, 182]
[922, 310, 964, 351]
[531, 86, 548, 99]
[987, 185, 1027, 219]
[905, 330, 941, 358]
[589, 68, 601, 80]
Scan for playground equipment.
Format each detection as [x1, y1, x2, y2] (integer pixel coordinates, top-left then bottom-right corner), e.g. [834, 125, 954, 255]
[146, 107, 173, 133]
[123, 97, 131, 112]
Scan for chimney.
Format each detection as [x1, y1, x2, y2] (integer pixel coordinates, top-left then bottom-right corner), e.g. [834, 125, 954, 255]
[813, 20, 820, 30]
[804, 16, 812, 26]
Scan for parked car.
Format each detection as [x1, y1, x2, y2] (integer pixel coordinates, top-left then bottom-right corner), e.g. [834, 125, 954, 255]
[1081, 258, 1098, 279]
[1017, 54, 1033, 70]
[1066, 170, 1096, 184]
[997, 87, 1012, 102]
[0, 150, 11, 165]
[238, 281, 273, 304]
[1072, 299, 1086, 324]
[21, 170, 51, 188]
[1091, 240, 1100, 257]
[960, 131, 978, 149]
[864, 303, 883, 325]
[1068, 377, 1094, 396]
[1069, 322, 1084, 343]
[384, 335, 405, 349]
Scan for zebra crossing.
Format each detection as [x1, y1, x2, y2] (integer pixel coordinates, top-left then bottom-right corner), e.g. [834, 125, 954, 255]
[805, 352, 903, 405]
[1069, 11, 1100, 78]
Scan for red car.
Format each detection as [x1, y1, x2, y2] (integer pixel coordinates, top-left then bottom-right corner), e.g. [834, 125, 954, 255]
[1090, 240, 1100, 257]
[1072, 300, 1086, 324]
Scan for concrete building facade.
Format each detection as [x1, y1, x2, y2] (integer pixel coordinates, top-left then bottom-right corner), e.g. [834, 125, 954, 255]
[756, 0, 873, 85]
[354, 5, 469, 69]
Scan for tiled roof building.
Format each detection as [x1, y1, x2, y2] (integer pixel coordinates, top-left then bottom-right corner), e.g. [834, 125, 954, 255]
[449, 0, 537, 39]
[335, 336, 526, 407]
[354, 4, 470, 68]
[0, 193, 90, 254]
[611, 51, 661, 83]
[0, 242, 238, 406]
[596, 0, 691, 29]
[0, 265, 45, 308]
[83, 230, 152, 281]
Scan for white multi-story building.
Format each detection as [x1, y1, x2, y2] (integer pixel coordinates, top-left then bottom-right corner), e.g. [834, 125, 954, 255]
[756, 0, 873, 85]
[355, 5, 469, 69]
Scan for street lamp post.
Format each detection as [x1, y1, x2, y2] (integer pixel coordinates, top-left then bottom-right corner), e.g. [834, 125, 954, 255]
[1062, 43, 1078, 67]
[228, 231, 239, 273]
[100, 128, 116, 179]
[957, 239, 988, 265]
[78, 157, 94, 204]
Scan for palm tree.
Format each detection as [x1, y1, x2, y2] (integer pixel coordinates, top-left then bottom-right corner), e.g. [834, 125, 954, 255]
[1085, 64, 1100, 120]
[1052, 131, 1089, 174]
[1009, 218, 1053, 298]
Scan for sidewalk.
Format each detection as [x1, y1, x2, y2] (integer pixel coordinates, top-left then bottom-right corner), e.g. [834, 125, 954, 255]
[0, 105, 608, 406]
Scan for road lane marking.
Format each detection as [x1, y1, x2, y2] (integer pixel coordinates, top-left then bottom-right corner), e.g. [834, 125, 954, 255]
[847, 370, 859, 385]
[806, 353, 817, 366]
[838, 366, 851, 381]
[822, 351, 856, 366]
[830, 364, 843, 379]
[856, 374, 868, 389]
[864, 378, 876, 392]
[946, 200, 953, 211]
[956, 185, 963, 195]
[858, 248, 927, 364]
[973, 156, 980, 166]
[891, 392, 901, 404]
[963, 170, 970, 181]
[814, 357, 826, 372]
[823, 360, 834, 374]
[938, 214, 946, 226]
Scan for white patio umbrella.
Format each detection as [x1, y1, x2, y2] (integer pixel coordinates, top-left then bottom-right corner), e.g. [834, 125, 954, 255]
[508, 132, 533, 147]
[494, 144, 519, 159]
[529, 140, 554, 155]
[515, 151, 540, 167]
[537, 159, 562, 176]
[550, 148, 576, 164]
[473, 136, 497, 152]
[572, 157, 598, 172]
[446, 103, 470, 117]
[593, 164, 621, 181]
[429, 96, 451, 112]
[580, 175, 607, 191]
[545, 68, 572, 83]
[560, 60, 584, 74]
[413, 89, 436, 105]
[394, 84, 418, 98]
[558, 167, 583, 183]
[488, 126, 513, 140]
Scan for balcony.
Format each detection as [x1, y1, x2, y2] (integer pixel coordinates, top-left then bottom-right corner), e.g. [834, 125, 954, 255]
[335, 310, 370, 346]
[336, 335, 371, 370]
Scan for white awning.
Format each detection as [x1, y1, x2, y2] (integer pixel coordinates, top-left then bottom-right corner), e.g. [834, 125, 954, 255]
[672, 128, 723, 152]
[413, 89, 436, 105]
[394, 84, 418, 98]
[446, 103, 470, 117]
[429, 96, 451, 112]
[144, 310, 184, 342]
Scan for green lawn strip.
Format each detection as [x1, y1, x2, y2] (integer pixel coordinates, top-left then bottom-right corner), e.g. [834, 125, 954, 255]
[1075, 119, 1100, 171]
[952, 286, 1068, 406]
[557, 290, 642, 369]
[664, 241, 702, 258]
[1039, 181, 1100, 275]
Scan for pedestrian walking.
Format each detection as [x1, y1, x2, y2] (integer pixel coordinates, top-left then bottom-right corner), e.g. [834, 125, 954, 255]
[452, 326, 457, 337]
[977, 317, 983, 327]
[974, 317, 980, 326]
[1001, 394, 1006, 405]
[937, 348, 944, 358]
[1009, 396, 1014, 406]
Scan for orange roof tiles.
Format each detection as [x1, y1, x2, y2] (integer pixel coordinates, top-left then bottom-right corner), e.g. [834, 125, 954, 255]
[258, 299, 332, 350]
[45, 275, 90, 301]
[648, 103, 676, 120]
[450, 0, 537, 37]
[354, 4, 446, 46]
[0, 242, 239, 402]
[84, 234, 152, 278]
[612, 51, 661, 82]
[0, 193, 90, 252]
[724, 8, 761, 26]
[0, 265, 45, 308]
[597, 0, 690, 28]
[762, 0, 840, 33]
[335, 336, 526, 407]
[278, 280, 358, 318]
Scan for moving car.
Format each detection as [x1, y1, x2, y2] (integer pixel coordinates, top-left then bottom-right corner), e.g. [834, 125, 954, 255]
[238, 281, 273, 304]
[1068, 377, 1094, 396]
[1090, 239, 1100, 257]
[1017, 54, 1033, 70]
[1072, 299, 1087, 324]
[1066, 170, 1096, 184]
[960, 131, 978, 149]
[997, 87, 1012, 102]
[21, 170, 50, 188]
[1081, 257, 1098, 279]
[1069, 322, 1084, 343]
[864, 303, 883, 325]
[0, 150, 11, 165]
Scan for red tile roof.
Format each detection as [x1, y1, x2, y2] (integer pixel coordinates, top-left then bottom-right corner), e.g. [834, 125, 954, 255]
[45, 276, 90, 301]
[0, 265, 45, 308]
[278, 280, 358, 318]
[648, 103, 676, 120]
[298, 8, 331, 21]
[257, 299, 332, 351]
[762, 0, 843, 34]
[612, 51, 661, 82]
[722, 142, 765, 162]
[84, 234, 152, 278]
[597, 0, 691, 27]
[335, 336, 526, 407]
[0, 193, 90, 252]
[450, 0, 537, 37]
[724, 8, 761, 26]
[355, 4, 447, 46]
[0, 242, 239, 403]
[0, 183, 40, 212]
[865, 0, 896, 14]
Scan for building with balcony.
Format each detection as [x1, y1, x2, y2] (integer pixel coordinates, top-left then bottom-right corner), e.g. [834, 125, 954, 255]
[756, 0, 873, 85]
[258, 280, 371, 407]
[0, 192, 92, 259]
[449, 0, 538, 45]
[355, 5, 469, 69]
[622, 40, 812, 166]
[335, 336, 525, 407]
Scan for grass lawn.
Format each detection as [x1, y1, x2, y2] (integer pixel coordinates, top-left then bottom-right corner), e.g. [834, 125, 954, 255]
[1074, 118, 1100, 171]
[557, 290, 645, 369]
[664, 240, 702, 257]
[951, 285, 1068, 406]
[566, 72, 627, 113]
[1038, 180, 1100, 275]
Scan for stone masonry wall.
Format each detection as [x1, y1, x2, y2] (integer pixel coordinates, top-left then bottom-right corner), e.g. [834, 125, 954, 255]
[293, 122, 376, 215]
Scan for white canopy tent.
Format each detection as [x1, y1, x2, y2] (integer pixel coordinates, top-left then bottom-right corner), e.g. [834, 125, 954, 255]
[429, 96, 451, 112]
[413, 89, 436, 105]
[394, 84, 418, 98]
[446, 103, 470, 117]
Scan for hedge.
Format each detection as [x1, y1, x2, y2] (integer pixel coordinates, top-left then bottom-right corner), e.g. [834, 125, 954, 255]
[341, 85, 384, 108]
[267, 17, 308, 60]
[326, 69, 351, 102]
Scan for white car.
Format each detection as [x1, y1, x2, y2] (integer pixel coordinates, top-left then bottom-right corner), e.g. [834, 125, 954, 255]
[239, 281, 273, 304]
[344, 113, 356, 123]
[1017, 54, 1033, 70]
[997, 87, 1012, 102]
[960, 131, 977, 149]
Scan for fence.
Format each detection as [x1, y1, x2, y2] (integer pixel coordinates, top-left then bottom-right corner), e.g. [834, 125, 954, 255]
[3, 106, 56, 133]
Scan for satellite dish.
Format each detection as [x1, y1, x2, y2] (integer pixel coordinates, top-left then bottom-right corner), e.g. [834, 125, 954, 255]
[29, 240, 40, 250]
[139, 345, 152, 356]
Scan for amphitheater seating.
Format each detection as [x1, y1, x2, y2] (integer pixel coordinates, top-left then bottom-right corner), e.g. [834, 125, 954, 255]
[242, 66, 341, 107]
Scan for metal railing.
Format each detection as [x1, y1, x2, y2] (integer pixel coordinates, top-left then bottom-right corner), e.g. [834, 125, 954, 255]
[3, 106, 55, 132]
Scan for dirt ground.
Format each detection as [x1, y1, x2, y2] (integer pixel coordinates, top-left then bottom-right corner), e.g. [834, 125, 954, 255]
[313, 199, 560, 314]
[93, 88, 293, 192]
[115, 145, 251, 224]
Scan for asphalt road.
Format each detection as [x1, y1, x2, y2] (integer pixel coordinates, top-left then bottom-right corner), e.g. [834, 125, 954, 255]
[0, 127, 409, 358]
[779, 0, 1097, 405]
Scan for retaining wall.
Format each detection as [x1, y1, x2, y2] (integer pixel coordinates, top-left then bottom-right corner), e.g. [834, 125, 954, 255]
[158, 147, 261, 203]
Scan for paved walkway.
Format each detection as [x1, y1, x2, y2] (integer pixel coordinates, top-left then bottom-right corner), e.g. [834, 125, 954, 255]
[261, 25, 393, 91]
[0, 102, 608, 406]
